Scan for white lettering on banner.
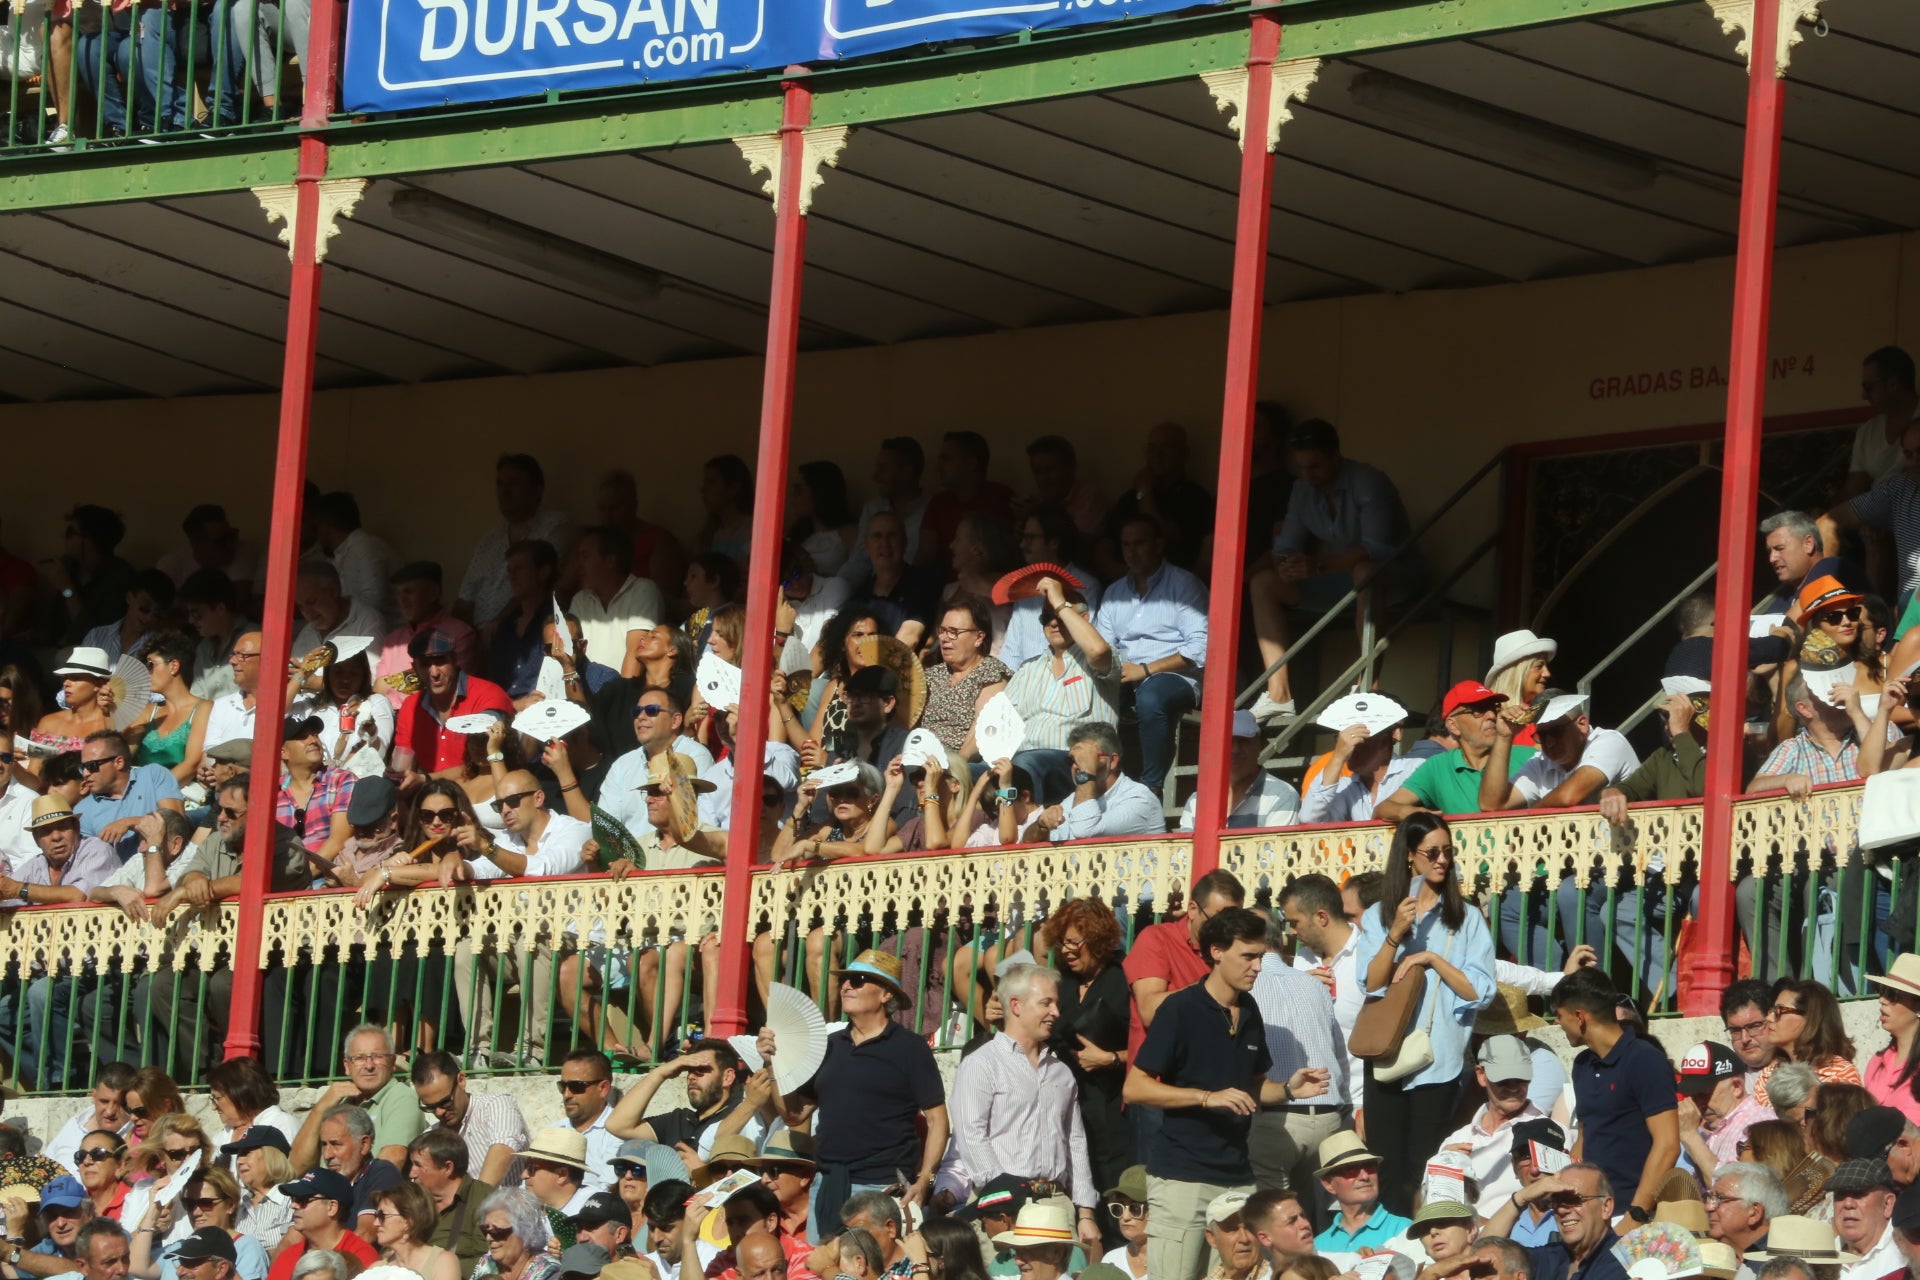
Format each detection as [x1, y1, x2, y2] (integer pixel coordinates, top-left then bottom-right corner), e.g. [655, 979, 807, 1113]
[415, 0, 733, 66]
[473, 0, 516, 55]
[525, 0, 569, 47]
[640, 29, 723, 65]
[419, 0, 469, 59]
[570, 0, 616, 42]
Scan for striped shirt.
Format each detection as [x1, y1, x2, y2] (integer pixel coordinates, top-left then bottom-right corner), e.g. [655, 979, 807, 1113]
[948, 1032, 1095, 1207]
[1754, 1055, 1861, 1110]
[434, 1091, 530, 1187]
[1177, 770, 1301, 832]
[1005, 643, 1123, 751]
[1251, 953, 1349, 1106]
[1850, 470, 1920, 601]
[1093, 562, 1209, 693]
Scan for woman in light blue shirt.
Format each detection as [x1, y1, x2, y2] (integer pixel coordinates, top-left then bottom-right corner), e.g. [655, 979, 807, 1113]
[1354, 811, 1497, 1215]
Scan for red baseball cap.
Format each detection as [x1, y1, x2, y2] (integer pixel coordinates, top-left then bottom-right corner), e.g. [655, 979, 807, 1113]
[1441, 680, 1508, 718]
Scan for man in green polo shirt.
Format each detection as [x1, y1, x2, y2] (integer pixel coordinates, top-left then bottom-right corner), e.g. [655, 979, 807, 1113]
[290, 1024, 424, 1173]
[1376, 681, 1536, 821]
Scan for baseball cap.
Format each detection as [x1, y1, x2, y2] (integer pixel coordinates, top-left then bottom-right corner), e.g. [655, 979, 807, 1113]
[1206, 1191, 1250, 1225]
[1230, 710, 1260, 739]
[1475, 1035, 1534, 1083]
[1675, 1041, 1739, 1095]
[556, 1243, 611, 1279]
[277, 1168, 353, 1205]
[957, 1173, 1042, 1222]
[282, 714, 323, 740]
[575, 1191, 629, 1229]
[221, 1126, 291, 1157]
[38, 1177, 86, 1211]
[1828, 1160, 1895, 1196]
[1847, 1107, 1908, 1161]
[1442, 680, 1507, 718]
[1511, 1117, 1567, 1157]
[408, 628, 459, 659]
[167, 1229, 238, 1265]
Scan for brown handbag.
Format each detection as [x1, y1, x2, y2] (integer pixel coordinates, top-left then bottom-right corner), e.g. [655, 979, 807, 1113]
[1347, 968, 1425, 1060]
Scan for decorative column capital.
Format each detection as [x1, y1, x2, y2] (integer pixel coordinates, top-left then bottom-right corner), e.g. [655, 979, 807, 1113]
[252, 178, 367, 262]
[1706, 0, 1823, 77]
[1201, 57, 1322, 153]
[734, 125, 851, 216]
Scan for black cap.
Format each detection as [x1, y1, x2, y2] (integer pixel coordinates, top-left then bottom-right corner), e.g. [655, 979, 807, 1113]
[168, 1229, 238, 1265]
[955, 1174, 1042, 1222]
[1848, 1107, 1908, 1161]
[1511, 1117, 1567, 1157]
[845, 666, 898, 698]
[283, 715, 323, 741]
[575, 1191, 629, 1229]
[389, 561, 444, 586]
[345, 776, 399, 828]
[556, 1243, 611, 1278]
[278, 1168, 353, 1207]
[220, 1125, 291, 1157]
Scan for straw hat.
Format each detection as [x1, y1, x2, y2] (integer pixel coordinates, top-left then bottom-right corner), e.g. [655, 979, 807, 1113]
[1407, 1199, 1476, 1235]
[52, 647, 110, 680]
[1744, 1215, 1860, 1264]
[1475, 983, 1548, 1034]
[26, 795, 77, 830]
[704, 1137, 759, 1174]
[1654, 1201, 1709, 1236]
[519, 1126, 589, 1172]
[1698, 1242, 1739, 1279]
[990, 1201, 1077, 1249]
[1870, 954, 1920, 1000]
[830, 948, 910, 1005]
[1313, 1132, 1381, 1178]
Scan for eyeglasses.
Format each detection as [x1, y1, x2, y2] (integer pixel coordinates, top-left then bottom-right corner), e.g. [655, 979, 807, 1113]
[230, 651, 262, 663]
[76, 1148, 122, 1164]
[499, 790, 539, 810]
[1770, 1003, 1803, 1019]
[558, 1079, 608, 1095]
[1726, 1018, 1767, 1039]
[346, 1051, 395, 1065]
[1106, 1199, 1145, 1219]
[78, 757, 118, 775]
[1817, 607, 1864, 625]
[419, 807, 458, 824]
[936, 627, 981, 640]
[633, 704, 669, 718]
[1703, 1190, 1748, 1209]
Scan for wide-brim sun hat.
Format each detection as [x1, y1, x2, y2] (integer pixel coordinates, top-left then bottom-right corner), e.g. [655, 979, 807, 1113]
[829, 948, 911, 1005]
[1870, 953, 1920, 1000]
[1487, 630, 1557, 681]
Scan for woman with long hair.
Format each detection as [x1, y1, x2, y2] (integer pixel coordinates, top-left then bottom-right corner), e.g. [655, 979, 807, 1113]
[1803, 1081, 1873, 1163]
[1756, 978, 1860, 1109]
[1485, 631, 1557, 745]
[789, 461, 858, 579]
[122, 1112, 213, 1249]
[905, 1216, 992, 1280]
[1742, 1118, 1833, 1218]
[803, 606, 884, 750]
[127, 631, 210, 784]
[1040, 897, 1131, 1247]
[124, 1067, 184, 1147]
[1356, 811, 1497, 1216]
[693, 454, 754, 567]
[128, 1166, 268, 1280]
[1868, 962, 1920, 1123]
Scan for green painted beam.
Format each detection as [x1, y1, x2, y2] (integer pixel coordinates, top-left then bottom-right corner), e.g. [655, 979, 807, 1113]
[0, 0, 1690, 211]
[0, 144, 296, 212]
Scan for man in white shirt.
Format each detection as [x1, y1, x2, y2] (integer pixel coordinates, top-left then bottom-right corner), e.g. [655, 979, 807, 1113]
[459, 454, 575, 626]
[1178, 711, 1298, 832]
[313, 492, 396, 625]
[1280, 874, 1364, 1121]
[1833, 1159, 1901, 1280]
[599, 688, 715, 842]
[569, 528, 664, 675]
[1436, 1036, 1547, 1216]
[290, 562, 387, 659]
[46, 1062, 137, 1174]
[449, 769, 592, 1067]
[1250, 912, 1349, 1202]
[1036, 721, 1163, 842]
[557, 1048, 624, 1191]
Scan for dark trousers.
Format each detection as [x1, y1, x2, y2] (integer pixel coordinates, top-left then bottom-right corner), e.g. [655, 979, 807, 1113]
[1364, 1066, 1462, 1217]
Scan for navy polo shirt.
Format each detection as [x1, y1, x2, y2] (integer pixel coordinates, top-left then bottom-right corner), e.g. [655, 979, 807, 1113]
[797, 1020, 944, 1181]
[1527, 1228, 1629, 1280]
[1133, 979, 1273, 1184]
[1570, 1028, 1676, 1206]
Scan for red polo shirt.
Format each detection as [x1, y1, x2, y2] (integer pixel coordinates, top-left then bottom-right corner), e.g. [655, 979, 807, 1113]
[395, 674, 514, 772]
[1121, 917, 1211, 1066]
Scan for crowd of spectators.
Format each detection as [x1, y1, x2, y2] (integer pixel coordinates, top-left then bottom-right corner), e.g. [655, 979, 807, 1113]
[0, 354, 1917, 1278]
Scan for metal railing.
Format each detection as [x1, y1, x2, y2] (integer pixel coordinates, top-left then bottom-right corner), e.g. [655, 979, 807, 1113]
[0, 780, 1891, 1093]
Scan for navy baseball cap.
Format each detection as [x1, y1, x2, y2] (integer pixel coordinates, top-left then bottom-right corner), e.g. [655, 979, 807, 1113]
[221, 1125, 291, 1157]
[278, 1168, 353, 1205]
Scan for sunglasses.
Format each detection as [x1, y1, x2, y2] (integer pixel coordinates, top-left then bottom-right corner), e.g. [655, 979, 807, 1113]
[614, 1163, 645, 1180]
[217, 806, 244, 822]
[1817, 607, 1864, 625]
[128, 1105, 152, 1119]
[498, 790, 540, 810]
[78, 757, 118, 774]
[290, 1197, 317, 1209]
[842, 974, 877, 990]
[558, 1079, 608, 1095]
[185, 1197, 224, 1211]
[419, 807, 459, 824]
[825, 787, 864, 803]
[76, 1148, 122, 1164]
[164, 1147, 199, 1162]
[1106, 1200, 1144, 1219]
[481, 1226, 516, 1242]
[632, 704, 669, 718]
[1771, 1003, 1803, 1019]
[418, 1092, 458, 1114]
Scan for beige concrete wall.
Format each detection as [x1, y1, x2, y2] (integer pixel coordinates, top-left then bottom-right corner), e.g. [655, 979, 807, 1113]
[1, 229, 1906, 594]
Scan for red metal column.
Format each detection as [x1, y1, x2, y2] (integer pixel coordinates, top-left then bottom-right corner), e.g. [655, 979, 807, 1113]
[1691, 0, 1786, 1017]
[710, 78, 812, 1038]
[223, 0, 342, 1061]
[1191, 8, 1281, 882]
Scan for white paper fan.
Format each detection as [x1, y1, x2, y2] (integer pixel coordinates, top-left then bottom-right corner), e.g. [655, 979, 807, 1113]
[107, 656, 150, 732]
[973, 692, 1026, 760]
[806, 761, 860, 789]
[445, 713, 501, 735]
[765, 982, 827, 1095]
[1315, 692, 1407, 738]
[513, 700, 590, 743]
[728, 1034, 765, 1074]
[697, 651, 743, 710]
[901, 727, 948, 771]
[536, 657, 568, 706]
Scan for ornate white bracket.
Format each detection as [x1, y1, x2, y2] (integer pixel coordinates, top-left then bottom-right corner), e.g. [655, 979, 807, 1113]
[733, 125, 851, 216]
[252, 178, 368, 262]
[1200, 57, 1323, 153]
[1706, 0, 1823, 76]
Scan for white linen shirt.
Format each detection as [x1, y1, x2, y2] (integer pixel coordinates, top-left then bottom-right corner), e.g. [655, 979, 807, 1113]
[459, 508, 575, 626]
[1436, 1100, 1548, 1216]
[948, 1032, 1095, 1208]
[1294, 924, 1365, 1102]
[1092, 562, 1209, 695]
[1049, 773, 1163, 841]
[571, 576, 665, 673]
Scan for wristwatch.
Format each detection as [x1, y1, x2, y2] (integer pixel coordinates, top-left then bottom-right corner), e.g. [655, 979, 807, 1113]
[1625, 1205, 1651, 1224]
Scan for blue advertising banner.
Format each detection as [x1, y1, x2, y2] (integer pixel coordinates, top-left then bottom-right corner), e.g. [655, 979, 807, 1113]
[344, 0, 1226, 113]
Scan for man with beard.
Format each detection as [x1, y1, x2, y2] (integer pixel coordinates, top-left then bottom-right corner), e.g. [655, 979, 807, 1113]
[390, 630, 513, 791]
[608, 1039, 764, 1161]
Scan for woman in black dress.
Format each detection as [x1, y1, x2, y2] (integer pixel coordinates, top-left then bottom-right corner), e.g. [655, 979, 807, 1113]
[1041, 897, 1132, 1246]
